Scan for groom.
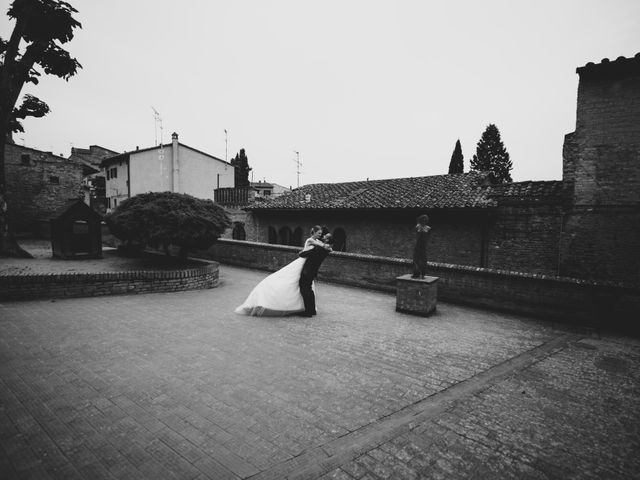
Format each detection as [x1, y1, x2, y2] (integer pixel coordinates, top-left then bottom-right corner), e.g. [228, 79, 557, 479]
[298, 227, 332, 317]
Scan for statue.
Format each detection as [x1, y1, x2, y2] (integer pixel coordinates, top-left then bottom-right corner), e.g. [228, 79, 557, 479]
[411, 214, 431, 279]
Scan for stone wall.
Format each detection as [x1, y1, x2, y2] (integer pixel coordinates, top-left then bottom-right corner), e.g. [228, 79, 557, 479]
[198, 239, 640, 330]
[4, 143, 85, 232]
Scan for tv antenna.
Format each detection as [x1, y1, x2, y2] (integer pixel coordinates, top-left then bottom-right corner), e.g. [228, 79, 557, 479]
[151, 106, 163, 146]
[152, 107, 165, 175]
[293, 150, 301, 188]
[225, 129, 228, 162]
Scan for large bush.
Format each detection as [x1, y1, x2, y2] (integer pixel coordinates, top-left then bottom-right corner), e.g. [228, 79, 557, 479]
[105, 192, 231, 258]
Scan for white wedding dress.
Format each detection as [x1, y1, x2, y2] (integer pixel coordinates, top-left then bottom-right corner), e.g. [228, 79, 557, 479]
[234, 257, 313, 316]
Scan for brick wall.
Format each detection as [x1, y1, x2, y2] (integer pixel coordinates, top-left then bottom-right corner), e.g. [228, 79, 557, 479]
[242, 205, 640, 283]
[198, 239, 640, 330]
[575, 70, 640, 147]
[4, 143, 85, 232]
[0, 260, 219, 301]
[560, 206, 640, 283]
[558, 57, 640, 283]
[249, 210, 488, 266]
[566, 62, 640, 205]
[220, 206, 258, 241]
[487, 206, 565, 275]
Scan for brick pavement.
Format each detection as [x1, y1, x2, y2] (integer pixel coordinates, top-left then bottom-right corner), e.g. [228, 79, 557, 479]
[0, 264, 639, 479]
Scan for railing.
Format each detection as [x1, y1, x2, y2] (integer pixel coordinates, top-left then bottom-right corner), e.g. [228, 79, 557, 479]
[214, 187, 253, 205]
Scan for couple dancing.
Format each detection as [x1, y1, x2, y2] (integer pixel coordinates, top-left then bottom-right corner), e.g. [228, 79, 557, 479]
[235, 225, 333, 317]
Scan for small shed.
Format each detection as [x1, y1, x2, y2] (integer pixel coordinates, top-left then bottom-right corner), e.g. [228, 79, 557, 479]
[50, 199, 103, 259]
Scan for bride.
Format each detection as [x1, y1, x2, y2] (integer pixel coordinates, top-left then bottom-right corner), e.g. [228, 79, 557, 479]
[234, 226, 332, 317]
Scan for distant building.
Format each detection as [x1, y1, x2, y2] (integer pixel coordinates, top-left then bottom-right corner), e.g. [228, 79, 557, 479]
[251, 181, 291, 199]
[4, 142, 85, 234]
[69, 145, 119, 214]
[100, 132, 233, 211]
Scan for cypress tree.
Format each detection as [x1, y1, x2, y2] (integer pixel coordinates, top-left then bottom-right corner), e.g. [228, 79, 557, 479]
[448, 139, 464, 174]
[470, 124, 513, 183]
[230, 148, 252, 187]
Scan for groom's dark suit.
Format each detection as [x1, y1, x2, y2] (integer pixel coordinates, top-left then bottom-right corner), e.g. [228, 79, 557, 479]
[298, 246, 331, 316]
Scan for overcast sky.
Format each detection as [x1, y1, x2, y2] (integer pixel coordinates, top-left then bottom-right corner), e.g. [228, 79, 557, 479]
[3, 0, 640, 188]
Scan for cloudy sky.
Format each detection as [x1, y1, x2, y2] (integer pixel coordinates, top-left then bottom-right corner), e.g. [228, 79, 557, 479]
[3, 0, 640, 188]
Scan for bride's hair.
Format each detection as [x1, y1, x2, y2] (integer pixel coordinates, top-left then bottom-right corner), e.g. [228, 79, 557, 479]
[310, 225, 322, 234]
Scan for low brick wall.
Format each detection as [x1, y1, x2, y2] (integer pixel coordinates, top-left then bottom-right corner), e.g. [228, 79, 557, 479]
[0, 259, 219, 301]
[200, 239, 640, 331]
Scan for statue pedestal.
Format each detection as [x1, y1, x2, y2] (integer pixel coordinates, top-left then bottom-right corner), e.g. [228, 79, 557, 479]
[396, 274, 438, 317]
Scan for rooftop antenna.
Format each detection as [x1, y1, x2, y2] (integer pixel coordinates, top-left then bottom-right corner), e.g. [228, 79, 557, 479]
[293, 150, 301, 188]
[225, 129, 228, 162]
[152, 107, 165, 179]
[151, 106, 163, 146]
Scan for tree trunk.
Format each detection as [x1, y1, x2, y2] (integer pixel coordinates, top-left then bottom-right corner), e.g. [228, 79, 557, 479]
[0, 192, 32, 258]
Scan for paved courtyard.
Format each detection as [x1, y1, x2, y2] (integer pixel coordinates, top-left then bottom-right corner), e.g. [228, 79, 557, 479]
[1, 264, 639, 479]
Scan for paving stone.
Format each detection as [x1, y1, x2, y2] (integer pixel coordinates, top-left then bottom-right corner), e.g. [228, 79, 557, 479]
[1, 265, 639, 479]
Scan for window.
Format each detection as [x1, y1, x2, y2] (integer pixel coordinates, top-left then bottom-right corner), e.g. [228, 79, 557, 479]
[278, 226, 292, 245]
[106, 169, 110, 180]
[268, 226, 277, 244]
[110, 167, 118, 179]
[232, 222, 246, 240]
[113, 198, 118, 207]
[292, 227, 303, 246]
[21, 154, 30, 165]
[332, 228, 347, 252]
[49, 176, 60, 184]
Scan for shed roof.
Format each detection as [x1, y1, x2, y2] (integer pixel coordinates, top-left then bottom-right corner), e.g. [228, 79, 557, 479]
[48, 199, 103, 222]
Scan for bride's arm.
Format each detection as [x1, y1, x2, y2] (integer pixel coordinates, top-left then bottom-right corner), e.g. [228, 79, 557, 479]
[301, 237, 324, 252]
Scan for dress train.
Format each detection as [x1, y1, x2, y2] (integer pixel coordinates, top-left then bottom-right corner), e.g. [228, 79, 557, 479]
[234, 257, 313, 317]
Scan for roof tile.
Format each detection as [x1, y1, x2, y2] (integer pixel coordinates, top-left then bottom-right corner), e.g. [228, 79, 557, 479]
[247, 172, 497, 210]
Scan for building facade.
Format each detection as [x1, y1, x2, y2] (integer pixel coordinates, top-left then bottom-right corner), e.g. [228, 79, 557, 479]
[101, 132, 234, 210]
[69, 145, 119, 214]
[4, 142, 86, 233]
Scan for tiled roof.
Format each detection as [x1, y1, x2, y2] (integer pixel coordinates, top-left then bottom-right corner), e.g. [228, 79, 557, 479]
[487, 180, 572, 205]
[247, 172, 497, 210]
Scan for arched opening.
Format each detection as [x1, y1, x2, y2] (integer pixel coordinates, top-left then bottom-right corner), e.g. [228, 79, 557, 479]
[332, 228, 347, 252]
[292, 227, 303, 246]
[268, 226, 277, 244]
[232, 222, 246, 240]
[278, 226, 292, 245]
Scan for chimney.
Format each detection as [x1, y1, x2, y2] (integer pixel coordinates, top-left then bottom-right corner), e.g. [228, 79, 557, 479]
[172, 132, 179, 192]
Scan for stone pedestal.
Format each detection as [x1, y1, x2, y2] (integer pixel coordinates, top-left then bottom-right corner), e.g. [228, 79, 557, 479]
[396, 274, 439, 316]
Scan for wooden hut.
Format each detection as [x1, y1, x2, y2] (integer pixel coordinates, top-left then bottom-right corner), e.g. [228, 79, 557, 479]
[50, 199, 103, 259]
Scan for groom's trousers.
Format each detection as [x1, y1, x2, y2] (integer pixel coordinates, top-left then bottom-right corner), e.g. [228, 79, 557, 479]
[299, 274, 316, 315]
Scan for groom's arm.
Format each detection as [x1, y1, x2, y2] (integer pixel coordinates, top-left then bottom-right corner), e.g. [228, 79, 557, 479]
[299, 244, 331, 258]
